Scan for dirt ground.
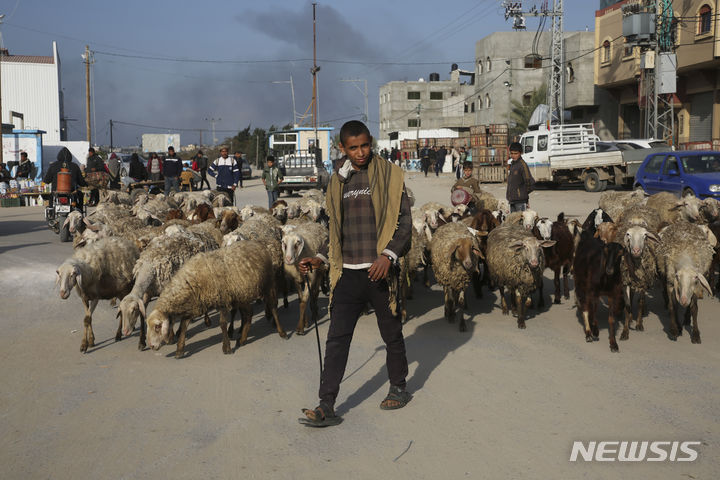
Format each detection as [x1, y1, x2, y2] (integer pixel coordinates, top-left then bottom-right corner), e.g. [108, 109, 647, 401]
[0, 171, 718, 479]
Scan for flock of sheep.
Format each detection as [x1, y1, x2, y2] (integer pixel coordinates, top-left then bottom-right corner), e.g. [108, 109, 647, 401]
[54, 183, 720, 358]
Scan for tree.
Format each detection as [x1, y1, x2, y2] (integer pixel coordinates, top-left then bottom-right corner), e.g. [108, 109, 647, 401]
[509, 83, 547, 139]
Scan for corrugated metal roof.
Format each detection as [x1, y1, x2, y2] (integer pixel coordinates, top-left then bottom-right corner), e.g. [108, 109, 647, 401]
[1, 55, 54, 64]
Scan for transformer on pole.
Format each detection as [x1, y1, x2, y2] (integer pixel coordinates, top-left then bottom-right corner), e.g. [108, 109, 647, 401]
[623, 0, 676, 143]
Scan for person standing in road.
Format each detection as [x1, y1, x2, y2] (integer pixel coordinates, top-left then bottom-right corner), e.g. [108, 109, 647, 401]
[261, 155, 283, 209]
[15, 152, 33, 179]
[420, 145, 431, 177]
[435, 145, 447, 176]
[147, 153, 163, 181]
[127, 153, 148, 184]
[209, 147, 240, 205]
[506, 142, 535, 212]
[162, 146, 182, 194]
[85, 147, 106, 206]
[233, 150, 246, 188]
[297, 120, 412, 427]
[107, 153, 121, 188]
[194, 150, 210, 190]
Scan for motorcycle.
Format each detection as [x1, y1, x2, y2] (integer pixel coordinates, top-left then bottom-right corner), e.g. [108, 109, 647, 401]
[45, 190, 85, 242]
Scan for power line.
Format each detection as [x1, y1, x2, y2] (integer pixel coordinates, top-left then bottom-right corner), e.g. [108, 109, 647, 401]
[93, 50, 475, 66]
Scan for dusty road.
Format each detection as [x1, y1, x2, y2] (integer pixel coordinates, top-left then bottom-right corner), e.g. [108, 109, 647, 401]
[0, 171, 718, 479]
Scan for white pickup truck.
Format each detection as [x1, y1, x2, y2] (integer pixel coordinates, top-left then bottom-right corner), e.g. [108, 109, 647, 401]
[519, 123, 668, 192]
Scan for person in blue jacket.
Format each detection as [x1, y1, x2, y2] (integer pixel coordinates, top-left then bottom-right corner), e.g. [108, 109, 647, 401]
[209, 146, 240, 205]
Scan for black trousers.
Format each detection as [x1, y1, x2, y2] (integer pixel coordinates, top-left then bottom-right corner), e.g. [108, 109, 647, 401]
[198, 170, 211, 189]
[217, 187, 235, 205]
[319, 269, 408, 407]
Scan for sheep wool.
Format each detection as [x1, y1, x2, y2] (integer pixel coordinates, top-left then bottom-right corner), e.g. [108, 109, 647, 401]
[486, 225, 545, 298]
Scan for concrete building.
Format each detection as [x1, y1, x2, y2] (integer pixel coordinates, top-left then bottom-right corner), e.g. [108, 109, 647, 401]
[378, 68, 476, 149]
[474, 31, 616, 138]
[594, 0, 720, 145]
[0, 42, 64, 143]
[378, 30, 616, 149]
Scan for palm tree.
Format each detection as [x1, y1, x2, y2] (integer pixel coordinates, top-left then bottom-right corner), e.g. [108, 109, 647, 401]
[509, 84, 547, 139]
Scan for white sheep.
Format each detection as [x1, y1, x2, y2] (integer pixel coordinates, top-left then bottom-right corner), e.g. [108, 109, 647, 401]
[430, 222, 484, 332]
[281, 222, 328, 335]
[657, 221, 715, 343]
[118, 227, 219, 349]
[56, 237, 140, 352]
[145, 240, 286, 357]
[486, 224, 555, 329]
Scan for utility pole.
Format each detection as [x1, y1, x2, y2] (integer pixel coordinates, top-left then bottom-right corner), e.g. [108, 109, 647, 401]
[504, 1, 564, 125]
[109, 119, 113, 150]
[622, 0, 675, 142]
[311, 3, 320, 158]
[82, 45, 94, 145]
[205, 117, 220, 146]
[415, 104, 421, 157]
[340, 78, 368, 123]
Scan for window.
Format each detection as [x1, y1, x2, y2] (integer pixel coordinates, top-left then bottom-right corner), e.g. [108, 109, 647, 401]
[663, 156, 679, 175]
[699, 5, 712, 35]
[471, 102, 475, 113]
[678, 113, 684, 135]
[486, 57, 492, 72]
[537, 135, 548, 152]
[430, 91, 443, 100]
[477, 99, 482, 110]
[602, 40, 611, 63]
[408, 118, 420, 128]
[407, 91, 421, 100]
[464, 103, 469, 113]
[478, 60, 483, 74]
[485, 93, 491, 109]
[524, 54, 542, 69]
[623, 39, 633, 58]
[566, 62, 575, 82]
[644, 155, 665, 174]
[522, 92, 532, 106]
[522, 136, 534, 153]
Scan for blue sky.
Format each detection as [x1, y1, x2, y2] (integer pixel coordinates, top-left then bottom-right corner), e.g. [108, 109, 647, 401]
[3, 0, 599, 146]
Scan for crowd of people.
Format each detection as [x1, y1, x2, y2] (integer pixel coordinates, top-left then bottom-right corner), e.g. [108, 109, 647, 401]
[379, 145, 469, 179]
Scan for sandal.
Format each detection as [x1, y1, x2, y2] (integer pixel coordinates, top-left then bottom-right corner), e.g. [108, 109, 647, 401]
[298, 403, 343, 427]
[380, 386, 413, 410]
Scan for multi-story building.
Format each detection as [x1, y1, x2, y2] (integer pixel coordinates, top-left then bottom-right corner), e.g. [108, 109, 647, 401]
[474, 31, 616, 138]
[378, 68, 477, 150]
[0, 42, 65, 143]
[594, 0, 720, 145]
[378, 30, 617, 149]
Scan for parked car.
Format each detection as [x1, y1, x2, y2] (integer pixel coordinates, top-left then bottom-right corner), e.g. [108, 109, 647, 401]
[611, 139, 671, 150]
[239, 156, 252, 180]
[633, 150, 720, 198]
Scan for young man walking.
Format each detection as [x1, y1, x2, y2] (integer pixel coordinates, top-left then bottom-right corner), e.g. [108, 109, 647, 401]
[298, 120, 412, 427]
[194, 150, 210, 190]
[209, 147, 240, 205]
[261, 156, 283, 209]
[506, 142, 535, 212]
